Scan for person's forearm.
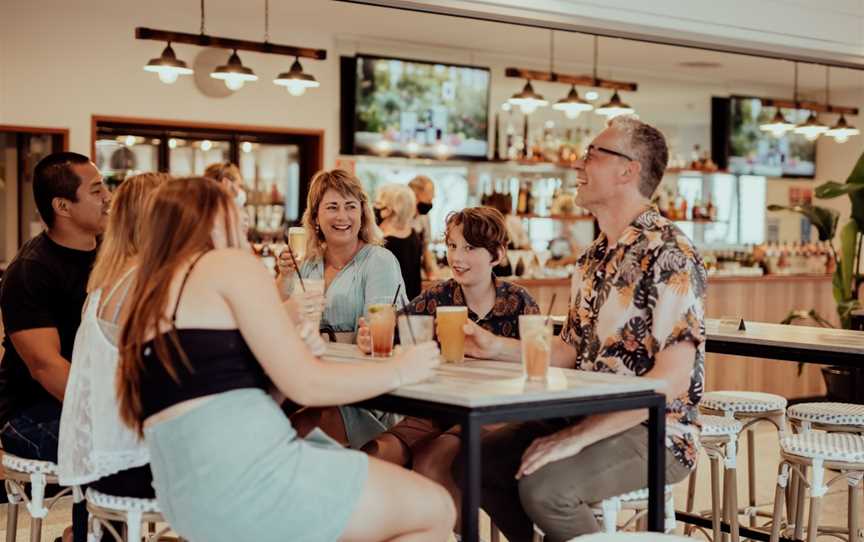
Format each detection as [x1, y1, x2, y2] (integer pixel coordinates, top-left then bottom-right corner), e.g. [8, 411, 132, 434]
[274, 272, 294, 301]
[288, 360, 402, 407]
[490, 336, 521, 362]
[565, 410, 648, 451]
[29, 356, 70, 401]
[551, 335, 577, 368]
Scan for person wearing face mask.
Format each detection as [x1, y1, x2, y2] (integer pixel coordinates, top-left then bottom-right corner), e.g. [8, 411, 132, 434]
[375, 183, 423, 300]
[408, 175, 439, 279]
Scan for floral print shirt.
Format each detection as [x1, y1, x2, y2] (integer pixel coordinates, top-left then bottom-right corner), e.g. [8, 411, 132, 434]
[405, 278, 540, 339]
[560, 205, 707, 468]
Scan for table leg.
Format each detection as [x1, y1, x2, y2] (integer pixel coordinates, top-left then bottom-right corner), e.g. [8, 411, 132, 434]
[647, 399, 666, 532]
[460, 414, 482, 542]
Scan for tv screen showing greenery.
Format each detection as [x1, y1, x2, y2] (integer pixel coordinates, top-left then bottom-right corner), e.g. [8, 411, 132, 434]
[728, 96, 815, 178]
[353, 55, 490, 159]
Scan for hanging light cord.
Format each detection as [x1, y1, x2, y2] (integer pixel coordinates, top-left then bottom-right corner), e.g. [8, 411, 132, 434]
[200, 0, 206, 35]
[549, 30, 555, 76]
[264, 0, 270, 43]
[592, 35, 599, 86]
[793, 61, 798, 106]
[825, 66, 830, 106]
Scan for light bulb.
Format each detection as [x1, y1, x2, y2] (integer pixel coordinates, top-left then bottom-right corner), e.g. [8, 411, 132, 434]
[225, 77, 245, 91]
[124, 135, 136, 147]
[168, 138, 178, 149]
[563, 109, 582, 120]
[157, 70, 179, 84]
[200, 140, 213, 151]
[519, 102, 539, 115]
[834, 135, 849, 144]
[241, 141, 253, 153]
[804, 132, 821, 142]
[585, 90, 599, 100]
[285, 81, 307, 96]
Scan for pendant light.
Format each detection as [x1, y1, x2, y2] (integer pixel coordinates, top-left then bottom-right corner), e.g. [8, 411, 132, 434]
[596, 90, 634, 118]
[590, 37, 634, 118]
[759, 109, 795, 137]
[760, 62, 797, 137]
[826, 114, 860, 143]
[793, 64, 828, 140]
[554, 85, 594, 119]
[210, 50, 258, 90]
[822, 67, 859, 143]
[143, 43, 193, 84]
[509, 80, 547, 114]
[274, 57, 320, 96]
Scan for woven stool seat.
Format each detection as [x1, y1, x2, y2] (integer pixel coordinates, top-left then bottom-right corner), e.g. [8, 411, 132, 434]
[569, 533, 692, 541]
[788, 402, 864, 428]
[2, 453, 59, 476]
[701, 391, 787, 413]
[780, 432, 864, 463]
[589, 485, 675, 533]
[700, 414, 743, 437]
[86, 488, 160, 514]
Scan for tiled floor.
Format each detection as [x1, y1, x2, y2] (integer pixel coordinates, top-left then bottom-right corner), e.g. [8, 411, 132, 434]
[1, 424, 860, 540]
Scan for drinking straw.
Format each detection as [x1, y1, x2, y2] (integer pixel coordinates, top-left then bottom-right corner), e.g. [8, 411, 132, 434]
[543, 293, 558, 327]
[286, 244, 305, 292]
[391, 284, 402, 306]
[401, 300, 418, 345]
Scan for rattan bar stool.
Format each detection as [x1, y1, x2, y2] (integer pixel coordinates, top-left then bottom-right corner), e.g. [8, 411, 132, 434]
[2, 452, 81, 542]
[700, 390, 787, 530]
[589, 485, 676, 534]
[685, 414, 744, 542]
[768, 432, 864, 542]
[84, 488, 182, 542]
[783, 402, 864, 538]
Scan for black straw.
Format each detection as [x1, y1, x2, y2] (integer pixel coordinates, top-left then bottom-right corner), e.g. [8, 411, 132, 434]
[543, 293, 557, 327]
[401, 300, 417, 345]
[391, 284, 402, 307]
[286, 245, 305, 292]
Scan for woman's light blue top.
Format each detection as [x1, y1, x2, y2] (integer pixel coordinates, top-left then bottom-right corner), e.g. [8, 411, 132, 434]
[300, 244, 408, 333]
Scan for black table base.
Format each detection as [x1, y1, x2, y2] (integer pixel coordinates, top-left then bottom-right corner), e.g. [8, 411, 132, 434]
[359, 391, 667, 542]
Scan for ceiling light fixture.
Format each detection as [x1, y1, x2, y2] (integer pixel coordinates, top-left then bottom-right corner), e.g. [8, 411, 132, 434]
[143, 42, 193, 84]
[759, 109, 795, 137]
[826, 115, 859, 143]
[792, 64, 828, 139]
[508, 80, 548, 115]
[274, 57, 320, 96]
[136, 0, 325, 93]
[554, 85, 594, 119]
[210, 49, 258, 90]
[595, 90, 634, 118]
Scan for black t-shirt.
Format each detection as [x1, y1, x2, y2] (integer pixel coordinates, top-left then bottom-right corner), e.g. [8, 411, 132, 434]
[384, 231, 423, 301]
[0, 232, 97, 425]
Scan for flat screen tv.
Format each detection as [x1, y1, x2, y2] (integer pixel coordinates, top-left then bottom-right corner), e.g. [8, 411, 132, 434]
[712, 96, 816, 178]
[340, 55, 490, 160]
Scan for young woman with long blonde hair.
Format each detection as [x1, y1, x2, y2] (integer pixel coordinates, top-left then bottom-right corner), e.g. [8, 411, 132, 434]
[117, 177, 454, 542]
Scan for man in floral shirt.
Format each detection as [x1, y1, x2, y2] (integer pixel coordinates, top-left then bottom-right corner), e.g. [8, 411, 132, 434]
[461, 116, 706, 541]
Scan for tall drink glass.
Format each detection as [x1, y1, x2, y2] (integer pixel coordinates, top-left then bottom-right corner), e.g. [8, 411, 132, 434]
[300, 278, 325, 332]
[288, 227, 307, 261]
[436, 306, 468, 363]
[397, 315, 435, 346]
[519, 315, 552, 382]
[368, 304, 396, 358]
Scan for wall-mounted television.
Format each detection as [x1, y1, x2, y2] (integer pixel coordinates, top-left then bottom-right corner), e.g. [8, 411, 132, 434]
[712, 96, 816, 178]
[340, 55, 491, 160]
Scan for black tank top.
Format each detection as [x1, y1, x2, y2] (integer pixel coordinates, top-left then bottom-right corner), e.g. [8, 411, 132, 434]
[138, 252, 270, 420]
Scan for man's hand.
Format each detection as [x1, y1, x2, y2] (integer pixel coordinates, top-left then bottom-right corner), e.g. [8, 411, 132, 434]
[516, 428, 584, 479]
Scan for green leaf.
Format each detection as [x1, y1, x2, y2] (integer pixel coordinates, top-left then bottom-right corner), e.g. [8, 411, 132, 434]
[814, 181, 864, 199]
[838, 220, 859, 302]
[766, 204, 839, 241]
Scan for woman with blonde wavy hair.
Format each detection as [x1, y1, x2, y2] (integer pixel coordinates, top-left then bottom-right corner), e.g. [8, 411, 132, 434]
[58, 172, 169, 503]
[276, 169, 408, 448]
[116, 177, 452, 542]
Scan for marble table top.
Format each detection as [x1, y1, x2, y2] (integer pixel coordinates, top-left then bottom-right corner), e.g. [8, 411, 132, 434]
[323, 343, 660, 408]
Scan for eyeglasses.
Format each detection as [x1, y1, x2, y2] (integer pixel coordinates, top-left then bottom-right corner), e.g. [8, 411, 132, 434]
[582, 145, 635, 163]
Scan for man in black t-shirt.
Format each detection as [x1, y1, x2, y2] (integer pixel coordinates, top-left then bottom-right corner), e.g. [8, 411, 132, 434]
[0, 151, 108, 541]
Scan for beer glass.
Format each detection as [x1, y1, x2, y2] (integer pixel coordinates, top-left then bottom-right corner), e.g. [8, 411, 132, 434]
[436, 306, 468, 363]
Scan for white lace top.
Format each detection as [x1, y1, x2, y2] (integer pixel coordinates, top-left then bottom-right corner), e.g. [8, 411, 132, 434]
[58, 272, 149, 486]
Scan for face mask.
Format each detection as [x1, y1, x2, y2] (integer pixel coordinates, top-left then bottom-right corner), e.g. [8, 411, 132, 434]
[417, 202, 433, 215]
[373, 206, 385, 225]
[235, 188, 247, 207]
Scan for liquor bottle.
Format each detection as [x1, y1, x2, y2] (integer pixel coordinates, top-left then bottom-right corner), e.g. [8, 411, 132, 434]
[705, 196, 716, 221]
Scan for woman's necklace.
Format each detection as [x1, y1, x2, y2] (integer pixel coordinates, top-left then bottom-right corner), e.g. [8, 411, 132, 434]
[327, 242, 363, 271]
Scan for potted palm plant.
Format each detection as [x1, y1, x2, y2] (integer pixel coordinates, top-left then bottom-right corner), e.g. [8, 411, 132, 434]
[767, 151, 864, 400]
